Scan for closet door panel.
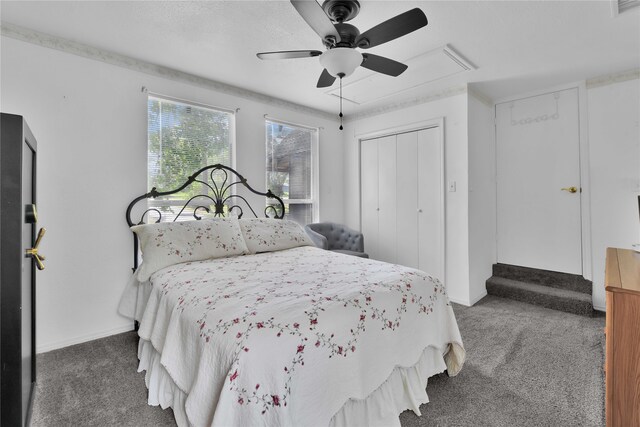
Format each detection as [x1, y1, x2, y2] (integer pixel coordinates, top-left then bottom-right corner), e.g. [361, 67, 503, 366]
[377, 135, 397, 263]
[396, 131, 419, 269]
[417, 128, 442, 280]
[360, 139, 379, 260]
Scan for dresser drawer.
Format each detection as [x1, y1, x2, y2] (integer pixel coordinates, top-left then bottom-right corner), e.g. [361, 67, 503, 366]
[605, 248, 640, 427]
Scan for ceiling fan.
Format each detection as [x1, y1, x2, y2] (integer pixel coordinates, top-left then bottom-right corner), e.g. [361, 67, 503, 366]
[257, 0, 428, 128]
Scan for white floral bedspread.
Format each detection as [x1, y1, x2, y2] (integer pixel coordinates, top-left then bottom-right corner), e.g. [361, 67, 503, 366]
[136, 246, 464, 427]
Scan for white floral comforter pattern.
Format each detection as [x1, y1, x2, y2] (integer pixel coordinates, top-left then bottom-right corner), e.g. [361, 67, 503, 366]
[137, 246, 464, 427]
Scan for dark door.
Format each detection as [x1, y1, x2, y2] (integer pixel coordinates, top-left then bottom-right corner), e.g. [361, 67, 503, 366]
[1, 113, 38, 427]
[21, 140, 36, 424]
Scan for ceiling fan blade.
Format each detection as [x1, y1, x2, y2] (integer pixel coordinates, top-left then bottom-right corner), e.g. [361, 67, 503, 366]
[360, 53, 408, 77]
[291, 0, 341, 44]
[356, 8, 427, 49]
[257, 50, 323, 60]
[317, 69, 336, 88]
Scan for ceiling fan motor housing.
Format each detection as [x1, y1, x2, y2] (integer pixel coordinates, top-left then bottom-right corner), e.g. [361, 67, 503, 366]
[322, 0, 361, 23]
[333, 23, 360, 48]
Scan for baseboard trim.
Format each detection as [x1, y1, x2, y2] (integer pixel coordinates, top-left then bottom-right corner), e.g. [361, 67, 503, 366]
[449, 290, 488, 307]
[36, 324, 134, 354]
[593, 304, 606, 313]
[469, 291, 488, 306]
[449, 296, 471, 306]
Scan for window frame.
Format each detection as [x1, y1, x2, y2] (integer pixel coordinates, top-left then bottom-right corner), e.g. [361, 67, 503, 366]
[146, 93, 236, 215]
[265, 118, 320, 224]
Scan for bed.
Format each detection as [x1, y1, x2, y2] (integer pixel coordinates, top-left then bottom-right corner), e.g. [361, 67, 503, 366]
[119, 164, 465, 427]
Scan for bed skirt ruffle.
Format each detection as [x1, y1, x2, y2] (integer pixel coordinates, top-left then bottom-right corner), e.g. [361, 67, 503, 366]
[137, 338, 454, 427]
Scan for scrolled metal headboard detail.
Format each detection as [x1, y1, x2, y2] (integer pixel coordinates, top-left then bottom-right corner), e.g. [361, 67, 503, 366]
[126, 164, 285, 270]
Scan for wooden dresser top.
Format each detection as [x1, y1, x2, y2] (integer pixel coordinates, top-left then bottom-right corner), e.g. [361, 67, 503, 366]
[606, 247, 640, 294]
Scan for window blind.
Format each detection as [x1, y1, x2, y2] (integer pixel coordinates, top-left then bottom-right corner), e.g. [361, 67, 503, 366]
[147, 96, 233, 221]
[618, 0, 639, 12]
[265, 120, 318, 225]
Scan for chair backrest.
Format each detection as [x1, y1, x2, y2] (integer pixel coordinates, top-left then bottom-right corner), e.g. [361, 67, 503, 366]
[306, 222, 364, 252]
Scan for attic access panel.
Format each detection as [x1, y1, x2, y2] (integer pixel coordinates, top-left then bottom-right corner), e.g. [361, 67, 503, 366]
[326, 45, 475, 105]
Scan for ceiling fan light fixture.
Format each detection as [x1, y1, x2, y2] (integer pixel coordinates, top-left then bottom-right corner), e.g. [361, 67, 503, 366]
[319, 48, 363, 78]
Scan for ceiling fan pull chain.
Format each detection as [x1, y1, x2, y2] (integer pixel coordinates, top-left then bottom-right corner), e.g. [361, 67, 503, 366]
[339, 75, 344, 130]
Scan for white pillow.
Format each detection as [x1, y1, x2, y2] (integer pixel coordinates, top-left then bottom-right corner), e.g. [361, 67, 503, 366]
[131, 217, 249, 281]
[239, 218, 313, 254]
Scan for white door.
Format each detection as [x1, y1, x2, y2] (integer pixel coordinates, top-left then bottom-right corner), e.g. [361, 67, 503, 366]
[361, 127, 443, 280]
[496, 88, 582, 274]
[417, 128, 443, 280]
[396, 131, 419, 269]
[395, 128, 443, 281]
[377, 135, 397, 263]
[361, 139, 380, 261]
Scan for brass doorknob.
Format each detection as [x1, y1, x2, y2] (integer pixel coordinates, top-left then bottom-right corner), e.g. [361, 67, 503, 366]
[561, 187, 578, 193]
[25, 227, 46, 270]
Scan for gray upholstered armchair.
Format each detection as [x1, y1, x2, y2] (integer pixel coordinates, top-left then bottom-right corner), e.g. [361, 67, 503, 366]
[304, 222, 369, 258]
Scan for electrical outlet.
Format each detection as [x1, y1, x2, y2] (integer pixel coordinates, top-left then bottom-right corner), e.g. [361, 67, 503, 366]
[448, 181, 456, 192]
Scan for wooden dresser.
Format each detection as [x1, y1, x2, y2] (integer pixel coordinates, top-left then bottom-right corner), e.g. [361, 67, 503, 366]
[605, 247, 640, 427]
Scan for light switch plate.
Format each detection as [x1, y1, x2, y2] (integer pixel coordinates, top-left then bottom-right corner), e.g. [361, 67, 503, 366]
[448, 181, 456, 192]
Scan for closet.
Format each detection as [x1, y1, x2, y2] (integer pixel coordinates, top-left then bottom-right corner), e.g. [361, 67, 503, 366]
[361, 126, 443, 280]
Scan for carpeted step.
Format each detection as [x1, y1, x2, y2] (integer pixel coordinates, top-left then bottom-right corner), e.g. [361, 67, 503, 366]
[492, 263, 592, 295]
[486, 276, 594, 317]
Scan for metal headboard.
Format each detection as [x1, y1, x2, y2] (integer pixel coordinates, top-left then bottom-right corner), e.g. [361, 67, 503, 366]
[126, 163, 285, 271]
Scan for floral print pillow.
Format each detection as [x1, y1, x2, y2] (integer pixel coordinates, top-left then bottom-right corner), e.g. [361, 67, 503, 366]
[239, 218, 314, 254]
[132, 217, 249, 281]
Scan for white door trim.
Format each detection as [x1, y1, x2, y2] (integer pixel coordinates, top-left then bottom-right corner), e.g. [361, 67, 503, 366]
[356, 117, 446, 286]
[493, 81, 592, 281]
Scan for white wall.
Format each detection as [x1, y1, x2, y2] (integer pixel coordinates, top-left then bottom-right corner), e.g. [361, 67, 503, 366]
[0, 36, 344, 352]
[467, 92, 496, 305]
[342, 93, 473, 305]
[587, 77, 640, 311]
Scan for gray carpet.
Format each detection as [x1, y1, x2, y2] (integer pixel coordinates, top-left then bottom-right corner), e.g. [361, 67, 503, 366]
[31, 296, 605, 426]
[486, 276, 594, 317]
[487, 264, 595, 317]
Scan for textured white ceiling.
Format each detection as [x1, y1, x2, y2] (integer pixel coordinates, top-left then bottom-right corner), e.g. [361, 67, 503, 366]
[1, 1, 639, 115]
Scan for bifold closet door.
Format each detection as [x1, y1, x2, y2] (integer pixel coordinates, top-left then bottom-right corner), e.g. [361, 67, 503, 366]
[377, 136, 397, 263]
[361, 127, 442, 279]
[396, 132, 419, 269]
[417, 128, 442, 281]
[361, 139, 380, 260]
[361, 134, 396, 262]
[395, 128, 442, 278]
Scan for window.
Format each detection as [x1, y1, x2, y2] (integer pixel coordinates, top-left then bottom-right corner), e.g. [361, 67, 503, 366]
[265, 120, 318, 225]
[147, 95, 233, 221]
